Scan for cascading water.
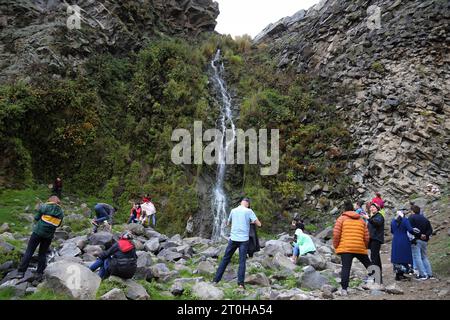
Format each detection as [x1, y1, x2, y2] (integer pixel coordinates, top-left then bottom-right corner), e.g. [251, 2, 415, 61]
[210, 49, 236, 241]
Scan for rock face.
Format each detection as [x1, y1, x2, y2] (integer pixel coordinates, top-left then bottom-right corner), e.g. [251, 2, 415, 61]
[255, 0, 449, 204]
[44, 261, 101, 300]
[0, 0, 219, 83]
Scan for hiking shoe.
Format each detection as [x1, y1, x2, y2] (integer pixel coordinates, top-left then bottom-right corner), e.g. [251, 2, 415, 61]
[415, 275, 428, 281]
[427, 275, 436, 280]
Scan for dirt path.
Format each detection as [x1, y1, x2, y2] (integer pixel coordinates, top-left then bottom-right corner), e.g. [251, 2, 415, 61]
[335, 246, 450, 300]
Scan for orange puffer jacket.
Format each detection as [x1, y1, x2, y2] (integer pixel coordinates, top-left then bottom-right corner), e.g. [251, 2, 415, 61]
[333, 211, 369, 255]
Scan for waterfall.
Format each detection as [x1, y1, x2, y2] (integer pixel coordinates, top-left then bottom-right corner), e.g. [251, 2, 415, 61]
[210, 49, 236, 241]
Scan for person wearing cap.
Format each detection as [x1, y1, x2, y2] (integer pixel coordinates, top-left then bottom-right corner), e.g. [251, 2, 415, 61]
[371, 192, 385, 209]
[89, 231, 137, 279]
[213, 197, 261, 289]
[368, 202, 385, 284]
[17, 196, 64, 280]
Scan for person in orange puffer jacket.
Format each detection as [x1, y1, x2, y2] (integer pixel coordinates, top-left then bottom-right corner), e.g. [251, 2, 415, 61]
[333, 200, 373, 295]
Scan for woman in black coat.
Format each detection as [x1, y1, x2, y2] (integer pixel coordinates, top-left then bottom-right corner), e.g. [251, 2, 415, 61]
[368, 202, 385, 283]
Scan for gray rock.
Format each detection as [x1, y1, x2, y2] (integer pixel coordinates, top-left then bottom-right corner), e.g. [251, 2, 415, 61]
[385, 284, 404, 295]
[54, 230, 69, 240]
[170, 282, 184, 296]
[157, 249, 183, 262]
[144, 238, 160, 253]
[315, 227, 334, 241]
[0, 279, 28, 297]
[123, 279, 150, 300]
[272, 252, 297, 271]
[100, 288, 127, 300]
[200, 246, 221, 258]
[300, 267, 329, 290]
[297, 253, 328, 271]
[263, 240, 292, 256]
[83, 245, 103, 257]
[192, 282, 224, 300]
[270, 288, 311, 300]
[59, 242, 82, 257]
[0, 240, 14, 252]
[245, 273, 270, 286]
[88, 232, 113, 247]
[124, 223, 145, 236]
[44, 261, 101, 299]
[0, 261, 14, 273]
[149, 263, 171, 279]
[197, 261, 216, 275]
[0, 223, 10, 234]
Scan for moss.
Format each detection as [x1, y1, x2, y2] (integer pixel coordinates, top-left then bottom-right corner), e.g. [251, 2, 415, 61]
[24, 288, 73, 300]
[371, 61, 385, 73]
[95, 278, 128, 299]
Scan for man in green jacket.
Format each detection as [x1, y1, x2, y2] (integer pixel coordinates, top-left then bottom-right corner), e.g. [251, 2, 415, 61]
[17, 196, 64, 280]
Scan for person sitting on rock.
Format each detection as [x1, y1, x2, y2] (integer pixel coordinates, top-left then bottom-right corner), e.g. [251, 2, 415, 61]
[17, 196, 64, 281]
[91, 203, 117, 233]
[291, 221, 316, 264]
[89, 231, 137, 280]
[333, 200, 372, 296]
[127, 202, 142, 224]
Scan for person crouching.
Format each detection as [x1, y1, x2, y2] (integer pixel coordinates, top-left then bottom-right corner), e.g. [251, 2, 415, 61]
[89, 231, 137, 279]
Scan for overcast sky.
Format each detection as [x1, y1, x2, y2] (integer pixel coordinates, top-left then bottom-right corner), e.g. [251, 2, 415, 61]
[214, 0, 320, 38]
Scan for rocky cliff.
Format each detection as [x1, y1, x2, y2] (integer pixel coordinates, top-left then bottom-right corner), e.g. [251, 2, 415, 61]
[255, 0, 449, 205]
[0, 0, 219, 83]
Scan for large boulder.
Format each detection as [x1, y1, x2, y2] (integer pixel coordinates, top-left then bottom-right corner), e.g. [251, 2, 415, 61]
[0, 240, 14, 252]
[59, 242, 82, 257]
[157, 249, 183, 262]
[200, 246, 221, 258]
[64, 235, 88, 250]
[316, 227, 334, 241]
[124, 223, 145, 236]
[263, 240, 292, 257]
[135, 251, 153, 280]
[88, 232, 113, 247]
[245, 273, 270, 286]
[100, 288, 127, 300]
[149, 263, 171, 280]
[192, 282, 224, 300]
[124, 279, 150, 300]
[272, 252, 296, 271]
[44, 261, 101, 299]
[144, 229, 167, 242]
[297, 253, 328, 271]
[83, 245, 103, 257]
[144, 238, 160, 253]
[299, 266, 329, 290]
[196, 261, 216, 275]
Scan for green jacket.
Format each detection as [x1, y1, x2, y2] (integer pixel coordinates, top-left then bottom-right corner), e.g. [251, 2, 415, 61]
[33, 202, 64, 239]
[295, 230, 317, 256]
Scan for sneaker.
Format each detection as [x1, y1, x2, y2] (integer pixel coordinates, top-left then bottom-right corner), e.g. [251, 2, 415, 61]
[415, 275, 428, 281]
[337, 289, 348, 296]
[427, 275, 436, 280]
[238, 283, 246, 290]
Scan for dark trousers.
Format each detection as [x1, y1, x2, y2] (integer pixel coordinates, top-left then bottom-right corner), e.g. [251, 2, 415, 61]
[214, 240, 249, 285]
[369, 240, 383, 283]
[340, 253, 372, 290]
[18, 232, 52, 274]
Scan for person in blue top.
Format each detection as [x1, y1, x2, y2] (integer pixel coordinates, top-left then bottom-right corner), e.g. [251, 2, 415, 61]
[355, 200, 369, 222]
[213, 197, 261, 289]
[390, 210, 419, 281]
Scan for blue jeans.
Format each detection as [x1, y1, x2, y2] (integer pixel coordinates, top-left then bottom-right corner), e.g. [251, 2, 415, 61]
[149, 214, 156, 227]
[90, 258, 110, 279]
[214, 239, 249, 285]
[411, 240, 432, 277]
[293, 244, 300, 257]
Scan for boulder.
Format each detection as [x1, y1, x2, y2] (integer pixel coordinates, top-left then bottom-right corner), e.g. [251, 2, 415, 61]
[0, 279, 28, 297]
[124, 223, 145, 236]
[192, 282, 224, 300]
[64, 235, 88, 250]
[100, 288, 127, 300]
[315, 227, 333, 241]
[144, 229, 167, 242]
[170, 281, 184, 296]
[149, 263, 171, 279]
[263, 240, 292, 256]
[0, 223, 10, 234]
[54, 230, 69, 240]
[88, 232, 113, 247]
[297, 253, 328, 271]
[44, 261, 101, 299]
[59, 242, 82, 257]
[245, 273, 270, 286]
[299, 266, 329, 290]
[157, 249, 183, 262]
[123, 279, 150, 300]
[135, 251, 153, 280]
[83, 245, 103, 257]
[385, 284, 404, 295]
[200, 246, 221, 258]
[272, 252, 296, 271]
[144, 238, 160, 253]
[270, 288, 311, 300]
[0, 240, 14, 252]
[0, 261, 14, 273]
[196, 261, 216, 275]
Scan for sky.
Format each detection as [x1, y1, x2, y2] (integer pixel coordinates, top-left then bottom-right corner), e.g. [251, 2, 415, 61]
[214, 0, 320, 38]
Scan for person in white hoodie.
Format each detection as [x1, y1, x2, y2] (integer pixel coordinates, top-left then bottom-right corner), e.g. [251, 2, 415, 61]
[141, 196, 156, 227]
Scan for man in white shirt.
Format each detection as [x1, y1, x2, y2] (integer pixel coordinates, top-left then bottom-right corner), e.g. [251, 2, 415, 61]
[213, 197, 261, 289]
[141, 198, 156, 227]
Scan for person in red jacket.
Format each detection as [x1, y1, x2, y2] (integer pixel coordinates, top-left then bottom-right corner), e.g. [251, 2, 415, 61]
[371, 192, 385, 209]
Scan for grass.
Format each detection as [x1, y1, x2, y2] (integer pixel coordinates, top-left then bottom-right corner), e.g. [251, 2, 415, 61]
[178, 269, 194, 278]
[222, 285, 248, 300]
[280, 276, 298, 289]
[428, 235, 450, 278]
[0, 288, 16, 300]
[24, 288, 73, 300]
[95, 278, 128, 299]
[349, 278, 363, 288]
[0, 248, 22, 267]
[0, 185, 49, 234]
[138, 280, 173, 300]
